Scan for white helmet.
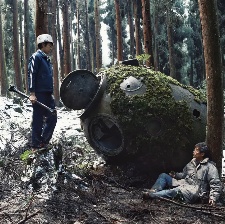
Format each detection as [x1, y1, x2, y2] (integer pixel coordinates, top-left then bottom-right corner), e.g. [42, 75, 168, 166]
[37, 34, 53, 45]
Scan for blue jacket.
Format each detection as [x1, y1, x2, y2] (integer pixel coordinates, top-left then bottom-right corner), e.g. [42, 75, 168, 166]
[28, 50, 53, 93]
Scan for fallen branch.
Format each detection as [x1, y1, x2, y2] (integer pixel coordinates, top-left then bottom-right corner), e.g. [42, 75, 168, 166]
[17, 210, 41, 224]
[157, 197, 225, 219]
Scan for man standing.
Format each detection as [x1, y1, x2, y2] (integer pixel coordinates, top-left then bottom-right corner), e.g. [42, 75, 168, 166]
[143, 142, 223, 205]
[28, 34, 57, 151]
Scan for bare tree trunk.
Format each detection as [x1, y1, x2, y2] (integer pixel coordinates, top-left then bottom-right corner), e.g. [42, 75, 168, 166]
[62, 0, 71, 77]
[76, 0, 81, 69]
[35, 0, 48, 37]
[19, 5, 24, 85]
[84, 0, 91, 71]
[24, 0, 30, 93]
[166, 5, 176, 79]
[153, 1, 159, 71]
[114, 0, 123, 62]
[51, 0, 60, 106]
[0, 5, 7, 96]
[95, 0, 102, 72]
[127, 0, 135, 58]
[56, 0, 64, 80]
[13, 0, 22, 91]
[70, 17, 75, 71]
[133, 0, 142, 56]
[190, 56, 194, 86]
[198, 0, 223, 174]
[141, 0, 154, 67]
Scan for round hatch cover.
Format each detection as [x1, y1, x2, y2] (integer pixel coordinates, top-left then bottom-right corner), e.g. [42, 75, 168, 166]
[120, 76, 143, 92]
[60, 70, 99, 110]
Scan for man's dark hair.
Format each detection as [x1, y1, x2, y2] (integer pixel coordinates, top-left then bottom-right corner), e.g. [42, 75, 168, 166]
[37, 42, 51, 49]
[195, 142, 210, 158]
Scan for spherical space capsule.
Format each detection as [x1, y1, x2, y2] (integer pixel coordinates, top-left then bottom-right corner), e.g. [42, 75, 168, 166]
[60, 62, 207, 173]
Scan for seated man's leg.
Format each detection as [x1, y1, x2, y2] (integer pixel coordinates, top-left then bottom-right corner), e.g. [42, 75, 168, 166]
[149, 187, 179, 199]
[151, 173, 173, 191]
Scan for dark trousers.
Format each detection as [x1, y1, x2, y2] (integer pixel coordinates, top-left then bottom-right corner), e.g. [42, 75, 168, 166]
[150, 173, 180, 199]
[32, 92, 57, 148]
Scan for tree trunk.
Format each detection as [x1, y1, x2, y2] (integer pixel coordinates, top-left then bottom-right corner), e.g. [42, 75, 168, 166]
[0, 6, 7, 96]
[141, 0, 154, 67]
[13, 0, 22, 91]
[84, 0, 91, 71]
[56, 0, 64, 80]
[62, 0, 71, 77]
[198, 0, 223, 174]
[95, 0, 102, 72]
[190, 56, 194, 86]
[153, 1, 159, 71]
[51, 0, 60, 106]
[76, 0, 81, 69]
[133, 0, 142, 56]
[19, 5, 24, 85]
[114, 0, 123, 62]
[127, 0, 135, 58]
[166, 6, 176, 79]
[24, 0, 30, 93]
[35, 0, 48, 37]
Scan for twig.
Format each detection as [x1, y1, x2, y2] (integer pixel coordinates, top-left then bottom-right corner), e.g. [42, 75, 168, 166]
[157, 197, 225, 219]
[24, 193, 35, 219]
[150, 211, 163, 224]
[17, 210, 41, 224]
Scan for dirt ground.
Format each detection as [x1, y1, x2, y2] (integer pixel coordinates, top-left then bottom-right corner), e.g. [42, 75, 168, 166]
[1, 154, 225, 224]
[1, 97, 225, 223]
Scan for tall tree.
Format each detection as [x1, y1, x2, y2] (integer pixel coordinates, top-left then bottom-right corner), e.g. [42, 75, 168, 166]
[24, 0, 30, 93]
[187, 0, 205, 86]
[152, 0, 159, 71]
[12, 0, 22, 91]
[35, 0, 48, 36]
[217, 0, 225, 88]
[133, 0, 142, 56]
[76, 0, 81, 69]
[103, 0, 116, 65]
[51, 0, 60, 106]
[84, 0, 91, 71]
[94, 0, 102, 72]
[126, 0, 135, 58]
[141, 0, 154, 67]
[198, 0, 223, 173]
[114, 0, 123, 62]
[166, 1, 176, 79]
[0, 5, 7, 96]
[62, 0, 71, 77]
[56, 0, 64, 80]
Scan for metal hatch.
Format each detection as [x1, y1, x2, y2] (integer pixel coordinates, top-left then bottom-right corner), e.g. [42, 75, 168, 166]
[60, 70, 99, 110]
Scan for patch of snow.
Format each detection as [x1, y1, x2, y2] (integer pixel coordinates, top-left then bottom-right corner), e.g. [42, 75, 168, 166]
[0, 96, 84, 151]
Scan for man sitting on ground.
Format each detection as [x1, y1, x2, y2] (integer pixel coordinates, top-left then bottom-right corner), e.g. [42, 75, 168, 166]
[143, 142, 223, 205]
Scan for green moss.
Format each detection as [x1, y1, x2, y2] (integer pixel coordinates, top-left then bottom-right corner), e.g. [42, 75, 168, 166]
[20, 150, 33, 163]
[103, 65, 206, 155]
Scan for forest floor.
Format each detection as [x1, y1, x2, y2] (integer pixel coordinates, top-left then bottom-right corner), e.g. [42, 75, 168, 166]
[1, 96, 225, 224]
[1, 159, 225, 224]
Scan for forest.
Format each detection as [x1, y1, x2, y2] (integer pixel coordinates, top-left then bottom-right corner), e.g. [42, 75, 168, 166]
[0, 0, 225, 223]
[0, 0, 224, 100]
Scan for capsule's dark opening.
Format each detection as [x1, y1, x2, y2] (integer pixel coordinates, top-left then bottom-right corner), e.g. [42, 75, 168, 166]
[193, 109, 200, 118]
[89, 115, 123, 155]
